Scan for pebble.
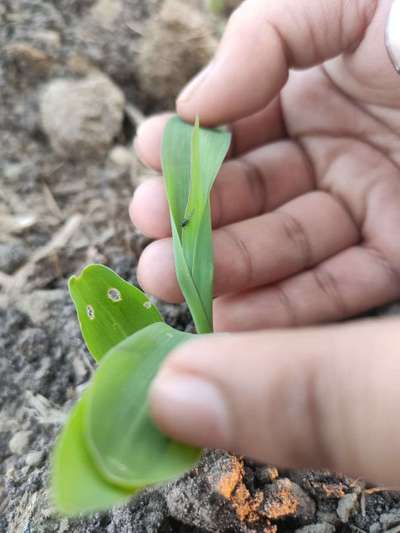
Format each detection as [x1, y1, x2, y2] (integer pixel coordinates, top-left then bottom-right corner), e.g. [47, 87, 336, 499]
[263, 478, 316, 523]
[337, 492, 358, 522]
[109, 145, 135, 170]
[40, 74, 125, 159]
[255, 465, 279, 483]
[137, 0, 217, 107]
[90, 0, 123, 29]
[9, 431, 31, 455]
[5, 42, 52, 75]
[0, 242, 27, 274]
[34, 30, 61, 51]
[380, 511, 400, 529]
[25, 451, 44, 467]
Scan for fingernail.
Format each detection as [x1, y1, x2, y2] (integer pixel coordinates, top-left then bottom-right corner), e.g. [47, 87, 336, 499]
[386, 0, 400, 73]
[177, 62, 214, 104]
[150, 370, 230, 448]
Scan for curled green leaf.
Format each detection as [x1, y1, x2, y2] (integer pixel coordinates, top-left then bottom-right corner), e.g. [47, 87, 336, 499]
[162, 116, 231, 333]
[52, 395, 132, 516]
[85, 322, 200, 489]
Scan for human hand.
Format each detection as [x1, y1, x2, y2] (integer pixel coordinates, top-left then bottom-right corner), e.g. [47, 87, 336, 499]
[130, 0, 400, 484]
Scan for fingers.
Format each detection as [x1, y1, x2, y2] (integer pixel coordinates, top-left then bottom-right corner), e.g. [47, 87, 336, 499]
[150, 318, 400, 485]
[134, 98, 285, 172]
[131, 140, 313, 239]
[137, 191, 359, 302]
[176, 0, 377, 125]
[213, 245, 400, 331]
[386, 0, 400, 73]
[134, 113, 173, 171]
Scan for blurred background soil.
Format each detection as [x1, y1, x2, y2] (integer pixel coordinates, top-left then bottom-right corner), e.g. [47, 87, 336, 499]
[1, 1, 400, 532]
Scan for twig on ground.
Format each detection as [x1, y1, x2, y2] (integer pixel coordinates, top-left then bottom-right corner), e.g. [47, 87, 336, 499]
[125, 103, 145, 127]
[0, 214, 82, 293]
[42, 182, 64, 220]
[0, 214, 37, 235]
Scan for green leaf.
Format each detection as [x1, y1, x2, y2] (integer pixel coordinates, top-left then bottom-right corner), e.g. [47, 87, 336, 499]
[85, 322, 201, 490]
[68, 264, 163, 361]
[161, 116, 231, 333]
[52, 394, 132, 516]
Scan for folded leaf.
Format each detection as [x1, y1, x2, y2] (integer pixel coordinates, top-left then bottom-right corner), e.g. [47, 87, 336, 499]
[69, 264, 162, 361]
[52, 394, 132, 516]
[85, 322, 201, 489]
[162, 117, 231, 333]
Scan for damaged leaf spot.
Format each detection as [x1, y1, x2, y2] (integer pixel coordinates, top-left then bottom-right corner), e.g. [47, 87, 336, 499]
[86, 305, 95, 320]
[108, 288, 122, 302]
[143, 301, 152, 309]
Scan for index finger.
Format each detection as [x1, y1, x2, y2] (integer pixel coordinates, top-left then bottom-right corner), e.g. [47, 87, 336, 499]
[176, 0, 378, 125]
[134, 98, 284, 171]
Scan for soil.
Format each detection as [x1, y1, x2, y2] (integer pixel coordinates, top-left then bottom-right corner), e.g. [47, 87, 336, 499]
[1, 1, 399, 532]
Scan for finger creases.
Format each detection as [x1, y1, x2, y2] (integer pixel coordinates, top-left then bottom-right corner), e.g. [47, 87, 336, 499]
[131, 140, 313, 239]
[213, 245, 400, 331]
[137, 191, 360, 303]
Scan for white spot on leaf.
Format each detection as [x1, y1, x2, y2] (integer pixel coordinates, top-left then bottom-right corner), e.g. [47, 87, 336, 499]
[86, 305, 95, 320]
[107, 288, 122, 302]
[143, 301, 152, 309]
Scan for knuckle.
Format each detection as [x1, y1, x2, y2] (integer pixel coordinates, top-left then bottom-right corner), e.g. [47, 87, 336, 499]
[239, 157, 267, 216]
[311, 267, 348, 317]
[278, 210, 313, 269]
[220, 227, 255, 288]
[274, 284, 298, 327]
[297, 352, 334, 467]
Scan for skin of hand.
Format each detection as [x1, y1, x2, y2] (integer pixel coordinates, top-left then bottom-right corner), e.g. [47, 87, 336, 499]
[130, 0, 400, 485]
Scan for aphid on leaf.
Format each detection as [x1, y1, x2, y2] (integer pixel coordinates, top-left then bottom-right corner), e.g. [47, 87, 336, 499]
[181, 209, 195, 228]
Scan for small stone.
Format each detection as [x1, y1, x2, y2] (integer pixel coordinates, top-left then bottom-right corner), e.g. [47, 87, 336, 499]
[337, 493, 358, 522]
[9, 431, 31, 455]
[137, 0, 217, 108]
[3, 162, 28, 181]
[295, 524, 335, 533]
[0, 242, 27, 274]
[40, 74, 125, 159]
[72, 356, 88, 383]
[5, 42, 52, 75]
[263, 479, 316, 524]
[25, 451, 44, 467]
[90, 0, 123, 29]
[34, 31, 61, 50]
[255, 466, 279, 483]
[380, 511, 400, 529]
[109, 145, 135, 169]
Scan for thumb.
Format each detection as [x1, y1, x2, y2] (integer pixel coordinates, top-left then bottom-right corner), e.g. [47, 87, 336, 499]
[176, 0, 379, 125]
[150, 318, 400, 486]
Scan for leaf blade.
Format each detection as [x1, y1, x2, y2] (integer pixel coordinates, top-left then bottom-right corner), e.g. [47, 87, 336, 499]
[161, 116, 231, 333]
[69, 264, 163, 361]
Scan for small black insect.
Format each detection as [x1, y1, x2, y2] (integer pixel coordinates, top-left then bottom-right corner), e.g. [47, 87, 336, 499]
[181, 209, 195, 228]
[181, 217, 190, 228]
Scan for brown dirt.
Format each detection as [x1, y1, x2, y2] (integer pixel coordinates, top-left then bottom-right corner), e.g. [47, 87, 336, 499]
[1, 1, 400, 532]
